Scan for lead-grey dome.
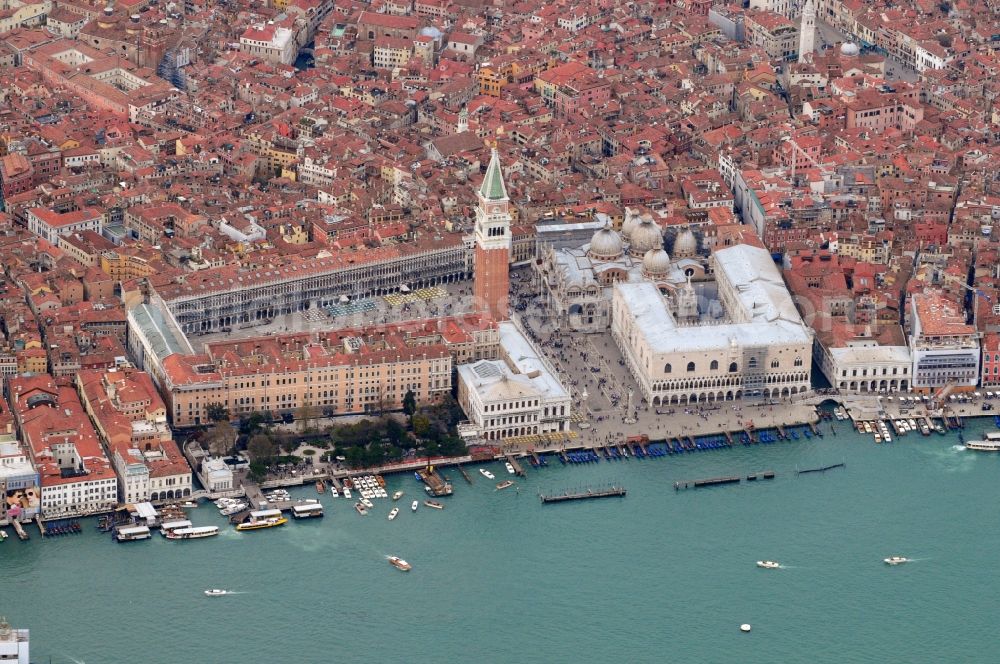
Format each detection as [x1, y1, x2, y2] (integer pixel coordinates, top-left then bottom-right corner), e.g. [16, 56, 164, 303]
[643, 248, 671, 276]
[629, 216, 663, 256]
[588, 225, 623, 260]
[673, 229, 698, 258]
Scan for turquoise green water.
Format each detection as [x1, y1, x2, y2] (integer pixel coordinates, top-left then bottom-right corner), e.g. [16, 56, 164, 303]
[4, 422, 999, 664]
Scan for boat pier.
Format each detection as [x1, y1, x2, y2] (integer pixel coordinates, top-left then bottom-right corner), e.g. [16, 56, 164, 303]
[504, 454, 526, 476]
[809, 422, 822, 437]
[798, 463, 845, 475]
[417, 467, 454, 496]
[11, 520, 28, 540]
[34, 515, 46, 537]
[245, 484, 266, 510]
[745, 471, 776, 482]
[329, 476, 344, 493]
[777, 425, 787, 440]
[674, 476, 742, 490]
[457, 464, 474, 484]
[723, 431, 735, 446]
[539, 485, 627, 504]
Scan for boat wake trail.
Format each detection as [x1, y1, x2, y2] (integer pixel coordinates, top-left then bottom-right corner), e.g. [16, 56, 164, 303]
[951, 445, 967, 452]
[64, 656, 85, 664]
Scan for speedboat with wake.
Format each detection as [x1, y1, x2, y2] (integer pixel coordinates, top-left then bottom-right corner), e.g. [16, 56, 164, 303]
[411, 500, 419, 512]
[204, 589, 231, 597]
[756, 560, 781, 569]
[884, 556, 909, 565]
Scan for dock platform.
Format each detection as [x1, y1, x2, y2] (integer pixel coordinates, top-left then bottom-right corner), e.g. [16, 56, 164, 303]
[539, 485, 626, 504]
[458, 464, 473, 484]
[11, 520, 28, 540]
[505, 454, 526, 477]
[417, 467, 454, 496]
[674, 476, 741, 490]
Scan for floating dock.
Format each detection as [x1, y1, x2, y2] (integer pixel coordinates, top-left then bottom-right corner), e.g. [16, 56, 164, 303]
[458, 464, 473, 484]
[675, 476, 742, 490]
[11, 520, 28, 540]
[798, 463, 845, 475]
[539, 485, 626, 504]
[504, 454, 526, 477]
[417, 467, 454, 496]
[745, 471, 776, 481]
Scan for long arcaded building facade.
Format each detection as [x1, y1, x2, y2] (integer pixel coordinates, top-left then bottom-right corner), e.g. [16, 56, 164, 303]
[145, 236, 471, 334]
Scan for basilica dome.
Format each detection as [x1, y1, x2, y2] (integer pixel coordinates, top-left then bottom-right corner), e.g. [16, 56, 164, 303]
[673, 229, 698, 258]
[642, 249, 671, 276]
[588, 225, 623, 261]
[621, 209, 639, 241]
[629, 216, 663, 256]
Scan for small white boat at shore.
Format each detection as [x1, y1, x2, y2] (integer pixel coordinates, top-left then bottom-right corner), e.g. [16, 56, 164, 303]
[343, 486, 352, 499]
[411, 500, 418, 512]
[756, 560, 781, 569]
[361, 497, 374, 509]
[388, 507, 399, 521]
[884, 556, 909, 565]
[204, 589, 231, 597]
[505, 462, 515, 475]
[479, 468, 495, 480]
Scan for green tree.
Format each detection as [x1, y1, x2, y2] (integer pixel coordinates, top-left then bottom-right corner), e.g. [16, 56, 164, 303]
[402, 389, 417, 419]
[247, 433, 274, 462]
[385, 418, 407, 446]
[412, 414, 431, 438]
[205, 421, 236, 458]
[206, 402, 230, 422]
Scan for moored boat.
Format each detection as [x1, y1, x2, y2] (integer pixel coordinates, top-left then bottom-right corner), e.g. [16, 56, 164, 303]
[361, 497, 374, 509]
[316, 480, 326, 493]
[479, 468, 495, 480]
[115, 525, 151, 542]
[291, 503, 324, 519]
[236, 509, 287, 531]
[165, 526, 219, 540]
[388, 556, 411, 572]
[505, 462, 515, 475]
[424, 500, 444, 509]
[392, 490, 404, 501]
[496, 480, 514, 490]
[965, 431, 1000, 451]
[354, 502, 368, 516]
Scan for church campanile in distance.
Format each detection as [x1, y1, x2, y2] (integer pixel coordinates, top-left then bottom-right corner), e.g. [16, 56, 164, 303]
[473, 148, 512, 321]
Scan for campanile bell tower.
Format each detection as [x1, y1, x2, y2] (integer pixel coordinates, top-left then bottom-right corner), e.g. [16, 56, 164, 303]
[473, 148, 511, 321]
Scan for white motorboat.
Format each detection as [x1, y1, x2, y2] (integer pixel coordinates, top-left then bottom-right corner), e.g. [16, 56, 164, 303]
[756, 560, 781, 569]
[479, 468, 495, 480]
[388, 508, 399, 521]
[343, 487, 352, 499]
[505, 462, 515, 475]
[411, 500, 418, 512]
[220, 503, 247, 516]
[354, 502, 368, 516]
[361, 498, 374, 509]
[884, 556, 909, 566]
[392, 491, 404, 501]
[204, 589, 230, 597]
[330, 486, 338, 497]
[388, 556, 411, 572]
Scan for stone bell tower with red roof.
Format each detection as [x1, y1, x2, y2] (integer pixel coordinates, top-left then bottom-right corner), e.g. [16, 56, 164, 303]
[473, 148, 511, 321]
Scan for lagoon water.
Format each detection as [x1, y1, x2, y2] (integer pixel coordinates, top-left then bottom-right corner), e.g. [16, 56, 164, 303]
[5, 421, 1000, 664]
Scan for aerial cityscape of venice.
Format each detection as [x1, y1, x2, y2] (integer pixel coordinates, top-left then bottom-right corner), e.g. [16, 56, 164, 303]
[2, 0, 1000, 661]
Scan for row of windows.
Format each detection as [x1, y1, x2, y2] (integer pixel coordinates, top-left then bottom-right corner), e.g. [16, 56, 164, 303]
[664, 358, 803, 374]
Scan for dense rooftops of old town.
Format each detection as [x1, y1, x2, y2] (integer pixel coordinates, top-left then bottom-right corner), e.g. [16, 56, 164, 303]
[3, 0, 1000, 514]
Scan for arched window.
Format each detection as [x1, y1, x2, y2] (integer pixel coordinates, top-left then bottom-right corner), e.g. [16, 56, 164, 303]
[771, 359, 779, 368]
[794, 357, 803, 367]
[729, 362, 738, 372]
[710, 360, 719, 371]
[687, 362, 696, 372]
[664, 363, 672, 374]
[748, 357, 758, 369]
